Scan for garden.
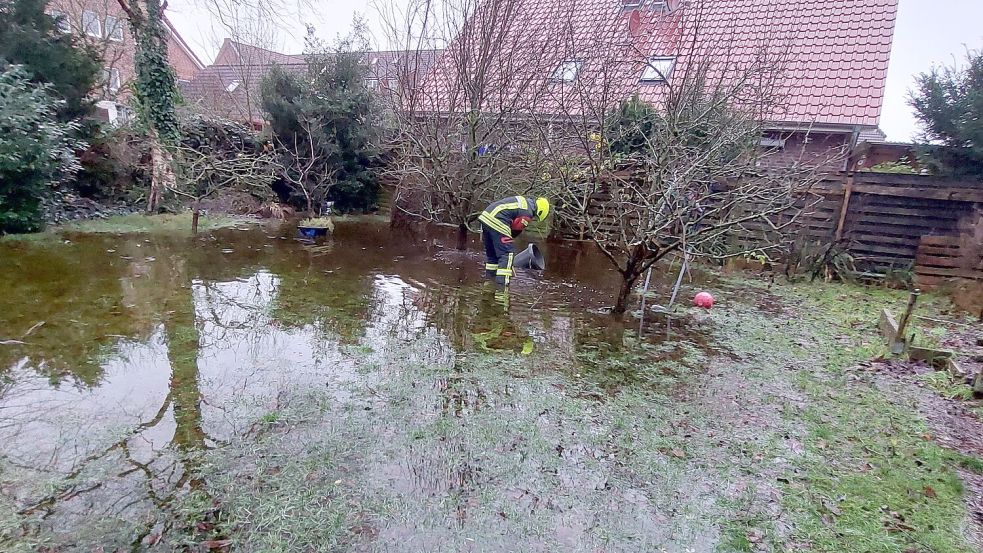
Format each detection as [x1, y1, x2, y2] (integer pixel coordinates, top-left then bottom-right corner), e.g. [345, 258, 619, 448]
[3, 0, 983, 550]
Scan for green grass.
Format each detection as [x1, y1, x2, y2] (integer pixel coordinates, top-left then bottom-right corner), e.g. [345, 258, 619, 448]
[919, 371, 975, 401]
[62, 212, 253, 234]
[772, 282, 976, 553]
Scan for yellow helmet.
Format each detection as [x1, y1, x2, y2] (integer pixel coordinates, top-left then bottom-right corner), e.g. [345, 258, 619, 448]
[535, 197, 551, 220]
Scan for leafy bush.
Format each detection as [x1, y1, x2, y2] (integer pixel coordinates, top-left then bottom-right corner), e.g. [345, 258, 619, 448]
[910, 49, 983, 177]
[0, 0, 101, 124]
[0, 67, 81, 233]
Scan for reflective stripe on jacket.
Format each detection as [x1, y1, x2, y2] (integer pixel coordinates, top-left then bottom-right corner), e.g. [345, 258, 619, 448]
[478, 196, 536, 237]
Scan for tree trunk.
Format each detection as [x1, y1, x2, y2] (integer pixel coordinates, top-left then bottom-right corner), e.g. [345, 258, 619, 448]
[148, 135, 174, 214]
[612, 274, 639, 317]
[456, 223, 469, 250]
[191, 200, 200, 234]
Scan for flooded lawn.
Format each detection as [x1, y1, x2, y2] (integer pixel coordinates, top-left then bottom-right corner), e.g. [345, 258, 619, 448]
[1, 219, 980, 552]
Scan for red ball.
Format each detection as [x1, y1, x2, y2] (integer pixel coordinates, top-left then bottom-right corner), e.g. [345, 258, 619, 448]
[694, 292, 715, 309]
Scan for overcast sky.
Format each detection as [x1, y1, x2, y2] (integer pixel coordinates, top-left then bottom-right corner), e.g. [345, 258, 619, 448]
[165, 0, 983, 143]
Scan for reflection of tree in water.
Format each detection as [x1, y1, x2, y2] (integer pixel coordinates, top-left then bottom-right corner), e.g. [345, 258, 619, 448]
[1, 253, 217, 535]
[163, 286, 208, 459]
[0, 238, 180, 387]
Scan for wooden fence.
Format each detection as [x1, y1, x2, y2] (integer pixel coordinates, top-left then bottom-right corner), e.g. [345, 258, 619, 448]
[813, 173, 982, 286]
[562, 170, 983, 287]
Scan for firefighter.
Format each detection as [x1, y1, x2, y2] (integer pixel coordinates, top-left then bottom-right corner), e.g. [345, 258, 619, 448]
[478, 195, 551, 286]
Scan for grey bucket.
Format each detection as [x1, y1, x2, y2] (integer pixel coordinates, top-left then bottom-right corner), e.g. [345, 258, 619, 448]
[513, 244, 545, 270]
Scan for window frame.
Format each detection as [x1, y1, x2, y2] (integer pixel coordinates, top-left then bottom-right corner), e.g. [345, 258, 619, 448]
[102, 68, 121, 93]
[49, 10, 71, 33]
[106, 15, 124, 42]
[552, 60, 583, 84]
[622, 0, 668, 9]
[82, 10, 102, 38]
[640, 56, 676, 83]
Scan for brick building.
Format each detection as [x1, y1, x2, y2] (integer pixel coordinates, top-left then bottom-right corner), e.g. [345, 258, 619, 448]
[46, 0, 204, 122]
[421, 0, 899, 169]
[182, 39, 440, 128]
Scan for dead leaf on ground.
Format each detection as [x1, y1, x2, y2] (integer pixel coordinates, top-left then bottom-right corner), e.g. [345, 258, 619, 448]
[923, 485, 938, 498]
[201, 540, 232, 551]
[746, 529, 764, 543]
[670, 448, 686, 459]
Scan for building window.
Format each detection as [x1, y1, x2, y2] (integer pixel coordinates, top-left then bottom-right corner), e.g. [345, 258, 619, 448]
[364, 78, 379, 90]
[49, 10, 71, 33]
[552, 60, 582, 83]
[106, 15, 123, 42]
[760, 136, 787, 150]
[103, 68, 121, 93]
[82, 10, 102, 38]
[640, 56, 675, 83]
[225, 80, 240, 93]
[622, 0, 668, 9]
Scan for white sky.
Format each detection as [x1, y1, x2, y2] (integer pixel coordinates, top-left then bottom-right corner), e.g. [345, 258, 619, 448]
[165, 0, 983, 143]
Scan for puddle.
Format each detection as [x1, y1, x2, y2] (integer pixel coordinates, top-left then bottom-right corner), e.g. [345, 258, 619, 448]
[0, 219, 742, 549]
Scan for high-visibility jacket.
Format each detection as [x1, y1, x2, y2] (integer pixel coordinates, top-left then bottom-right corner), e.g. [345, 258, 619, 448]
[478, 196, 537, 237]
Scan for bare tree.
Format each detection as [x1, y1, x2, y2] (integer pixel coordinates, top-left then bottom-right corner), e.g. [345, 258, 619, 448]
[375, 0, 562, 249]
[536, 1, 845, 315]
[173, 115, 277, 232]
[271, 122, 338, 215]
[195, 0, 299, 125]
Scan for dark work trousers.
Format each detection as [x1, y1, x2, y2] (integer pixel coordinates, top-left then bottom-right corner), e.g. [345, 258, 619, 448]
[481, 223, 516, 286]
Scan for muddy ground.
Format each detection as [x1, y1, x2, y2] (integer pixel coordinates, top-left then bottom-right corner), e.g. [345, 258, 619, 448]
[1, 218, 982, 552]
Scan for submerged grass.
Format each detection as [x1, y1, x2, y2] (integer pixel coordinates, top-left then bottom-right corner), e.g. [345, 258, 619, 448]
[161, 277, 981, 552]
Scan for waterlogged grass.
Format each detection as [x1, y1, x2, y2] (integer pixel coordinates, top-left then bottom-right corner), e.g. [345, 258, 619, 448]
[161, 332, 769, 551]
[156, 278, 980, 552]
[62, 212, 254, 234]
[1, 212, 256, 243]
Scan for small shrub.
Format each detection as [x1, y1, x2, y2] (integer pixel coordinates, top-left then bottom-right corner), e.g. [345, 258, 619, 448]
[298, 217, 334, 230]
[0, 67, 81, 233]
[73, 125, 150, 200]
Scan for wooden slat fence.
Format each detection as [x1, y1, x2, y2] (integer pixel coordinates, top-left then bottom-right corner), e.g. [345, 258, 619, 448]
[561, 169, 983, 287]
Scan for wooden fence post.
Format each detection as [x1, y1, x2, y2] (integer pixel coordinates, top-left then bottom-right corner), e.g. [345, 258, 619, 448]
[834, 172, 854, 241]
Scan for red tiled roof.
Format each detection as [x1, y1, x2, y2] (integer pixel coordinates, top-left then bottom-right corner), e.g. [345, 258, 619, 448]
[425, 0, 898, 128]
[181, 63, 305, 124]
[183, 48, 442, 125]
[212, 39, 305, 67]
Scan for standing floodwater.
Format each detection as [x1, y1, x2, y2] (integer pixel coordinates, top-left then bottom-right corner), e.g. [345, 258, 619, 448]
[0, 219, 736, 551]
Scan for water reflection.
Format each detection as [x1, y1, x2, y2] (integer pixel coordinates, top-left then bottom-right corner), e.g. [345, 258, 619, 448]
[0, 219, 717, 546]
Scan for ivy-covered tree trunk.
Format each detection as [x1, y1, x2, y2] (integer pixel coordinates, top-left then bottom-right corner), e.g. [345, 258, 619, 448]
[117, 0, 180, 213]
[148, 130, 174, 212]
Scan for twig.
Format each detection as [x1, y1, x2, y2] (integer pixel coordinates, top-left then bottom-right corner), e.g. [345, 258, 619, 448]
[22, 321, 45, 338]
[914, 315, 975, 328]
